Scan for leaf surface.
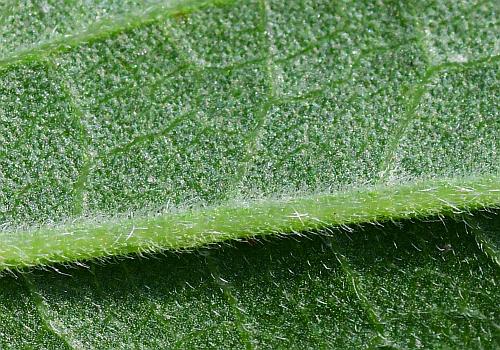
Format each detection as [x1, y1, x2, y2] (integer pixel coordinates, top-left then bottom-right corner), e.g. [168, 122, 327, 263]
[0, 0, 499, 347]
[0, 0, 499, 268]
[0, 214, 499, 348]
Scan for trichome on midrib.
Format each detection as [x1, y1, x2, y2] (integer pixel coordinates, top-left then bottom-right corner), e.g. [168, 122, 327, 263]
[0, 0, 498, 270]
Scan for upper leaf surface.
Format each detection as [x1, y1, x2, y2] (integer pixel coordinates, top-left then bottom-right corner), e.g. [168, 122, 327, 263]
[0, 0, 498, 267]
[0, 1, 499, 348]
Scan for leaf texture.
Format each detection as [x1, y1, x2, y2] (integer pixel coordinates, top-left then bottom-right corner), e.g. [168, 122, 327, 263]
[0, 213, 499, 348]
[0, 0, 499, 348]
[0, 0, 499, 268]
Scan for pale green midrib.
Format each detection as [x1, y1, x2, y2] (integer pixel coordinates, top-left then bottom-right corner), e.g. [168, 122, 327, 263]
[0, 0, 230, 68]
[1, 0, 498, 274]
[1, 175, 498, 270]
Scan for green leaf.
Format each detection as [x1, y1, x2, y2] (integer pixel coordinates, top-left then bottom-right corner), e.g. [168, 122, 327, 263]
[0, 0, 499, 268]
[1, 213, 499, 348]
[0, 0, 499, 347]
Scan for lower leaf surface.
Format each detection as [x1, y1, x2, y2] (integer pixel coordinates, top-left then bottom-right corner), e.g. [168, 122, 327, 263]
[1, 212, 498, 349]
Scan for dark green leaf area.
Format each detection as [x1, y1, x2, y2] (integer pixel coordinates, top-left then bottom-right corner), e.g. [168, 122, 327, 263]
[1, 213, 498, 349]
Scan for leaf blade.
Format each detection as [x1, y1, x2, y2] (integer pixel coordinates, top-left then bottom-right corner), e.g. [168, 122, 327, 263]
[1, 0, 499, 268]
[0, 1, 499, 347]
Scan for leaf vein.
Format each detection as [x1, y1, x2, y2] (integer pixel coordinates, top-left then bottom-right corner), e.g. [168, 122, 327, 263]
[21, 274, 77, 349]
[207, 257, 254, 350]
[325, 244, 398, 348]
